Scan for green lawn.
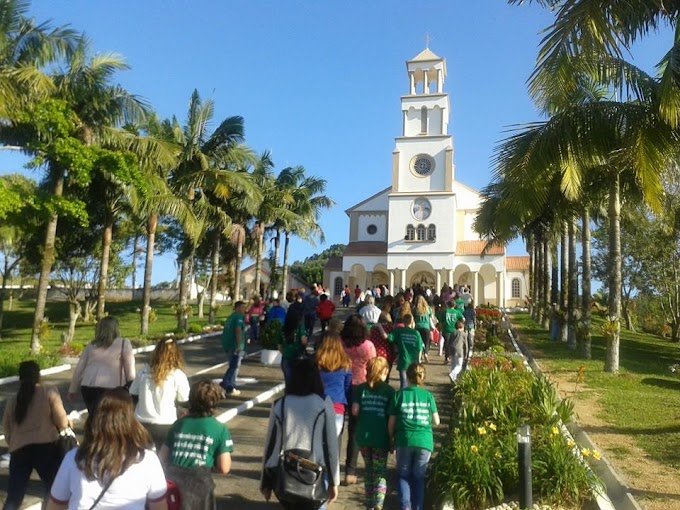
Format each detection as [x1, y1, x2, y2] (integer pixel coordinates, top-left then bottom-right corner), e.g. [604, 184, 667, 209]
[0, 299, 233, 377]
[513, 313, 680, 469]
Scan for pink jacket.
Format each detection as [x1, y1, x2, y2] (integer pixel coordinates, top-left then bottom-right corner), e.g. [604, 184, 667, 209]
[343, 340, 376, 385]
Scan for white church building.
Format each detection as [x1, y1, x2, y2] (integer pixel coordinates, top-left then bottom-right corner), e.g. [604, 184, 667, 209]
[324, 48, 529, 308]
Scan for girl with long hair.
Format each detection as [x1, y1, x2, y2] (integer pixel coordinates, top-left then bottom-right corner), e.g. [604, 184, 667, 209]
[69, 317, 135, 414]
[368, 311, 396, 377]
[130, 338, 191, 449]
[47, 388, 167, 510]
[279, 310, 308, 386]
[2, 361, 69, 510]
[413, 295, 433, 363]
[315, 333, 352, 437]
[159, 379, 233, 510]
[340, 314, 376, 486]
[388, 363, 440, 510]
[352, 357, 394, 510]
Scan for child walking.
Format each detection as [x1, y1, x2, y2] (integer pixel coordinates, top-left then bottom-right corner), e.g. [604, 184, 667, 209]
[388, 314, 424, 389]
[388, 363, 440, 510]
[352, 357, 395, 510]
[448, 320, 468, 383]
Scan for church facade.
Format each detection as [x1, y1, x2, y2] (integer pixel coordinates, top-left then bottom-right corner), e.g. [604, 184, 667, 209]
[324, 48, 529, 307]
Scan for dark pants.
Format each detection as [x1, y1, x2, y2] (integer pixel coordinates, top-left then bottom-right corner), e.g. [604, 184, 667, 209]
[417, 328, 431, 356]
[81, 385, 109, 415]
[320, 318, 330, 333]
[345, 386, 360, 476]
[304, 314, 316, 339]
[3, 442, 60, 510]
[165, 464, 216, 510]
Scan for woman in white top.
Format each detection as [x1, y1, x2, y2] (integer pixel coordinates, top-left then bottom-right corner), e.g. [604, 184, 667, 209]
[130, 338, 190, 449]
[69, 317, 135, 415]
[47, 388, 168, 510]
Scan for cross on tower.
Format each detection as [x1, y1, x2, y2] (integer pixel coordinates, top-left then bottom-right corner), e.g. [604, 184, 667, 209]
[425, 33, 432, 48]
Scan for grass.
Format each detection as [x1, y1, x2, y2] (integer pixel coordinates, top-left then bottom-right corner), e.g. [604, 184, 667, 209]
[513, 313, 680, 470]
[0, 299, 233, 377]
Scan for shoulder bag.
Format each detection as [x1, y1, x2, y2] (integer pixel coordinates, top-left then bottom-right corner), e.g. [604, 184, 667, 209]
[118, 338, 131, 391]
[274, 397, 329, 508]
[54, 426, 78, 463]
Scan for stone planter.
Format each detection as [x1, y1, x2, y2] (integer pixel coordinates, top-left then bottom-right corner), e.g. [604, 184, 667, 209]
[260, 349, 282, 366]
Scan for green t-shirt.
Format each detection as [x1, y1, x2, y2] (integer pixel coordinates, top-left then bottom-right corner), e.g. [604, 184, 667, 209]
[439, 308, 463, 334]
[165, 415, 234, 468]
[222, 312, 246, 351]
[388, 386, 438, 451]
[413, 307, 431, 330]
[388, 327, 424, 371]
[354, 382, 395, 449]
[278, 323, 307, 360]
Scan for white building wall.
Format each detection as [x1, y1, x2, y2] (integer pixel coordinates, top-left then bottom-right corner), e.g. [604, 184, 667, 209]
[462, 211, 478, 241]
[342, 255, 388, 273]
[357, 213, 388, 242]
[394, 138, 452, 192]
[387, 194, 456, 254]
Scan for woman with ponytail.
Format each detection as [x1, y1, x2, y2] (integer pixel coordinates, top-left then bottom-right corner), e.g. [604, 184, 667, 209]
[2, 361, 69, 510]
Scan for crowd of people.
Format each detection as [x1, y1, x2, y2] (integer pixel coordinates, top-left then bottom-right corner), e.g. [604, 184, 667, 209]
[1, 282, 475, 510]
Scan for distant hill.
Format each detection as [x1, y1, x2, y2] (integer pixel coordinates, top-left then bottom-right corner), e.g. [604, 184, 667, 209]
[289, 244, 346, 286]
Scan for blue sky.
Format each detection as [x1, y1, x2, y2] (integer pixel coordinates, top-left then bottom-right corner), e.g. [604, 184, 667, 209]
[1, 1, 673, 285]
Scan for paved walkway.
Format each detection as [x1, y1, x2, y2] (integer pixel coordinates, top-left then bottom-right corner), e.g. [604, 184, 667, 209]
[0, 311, 454, 510]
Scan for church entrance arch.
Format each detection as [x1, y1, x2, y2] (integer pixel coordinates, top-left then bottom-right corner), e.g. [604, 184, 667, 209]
[452, 264, 472, 288]
[478, 263, 497, 306]
[348, 264, 366, 291]
[406, 261, 436, 290]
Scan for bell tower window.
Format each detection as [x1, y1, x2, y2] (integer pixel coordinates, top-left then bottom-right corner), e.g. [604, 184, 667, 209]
[416, 224, 426, 241]
[420, 106, 428, 134]
[427, 224, 436, 241]
[405, 225, 415, 241]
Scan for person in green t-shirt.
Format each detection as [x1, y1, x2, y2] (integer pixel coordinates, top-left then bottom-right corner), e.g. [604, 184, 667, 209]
[438, 300, 463, 364]
[413, 295, 433, 364]
[221, 301, 246, 395]
[352, 356, 395, 510]
[388, 314, 424, 389]
[160, 379, 234, 509]
[278, 311, 308, 387]
[388, 363, 440, 510]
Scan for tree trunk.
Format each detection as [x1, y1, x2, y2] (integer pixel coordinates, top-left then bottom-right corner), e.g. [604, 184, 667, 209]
[542, 236, 551, 330]
[282, 231, 291, 298]
[567, 217, 578, 349]
[560, 223, 568, 343]
[528, 236, 535, 319]
[197, 289, 205, 318]
[580, 208, 592, 359]
[234, 239, 243, 303]
[177, 257, 189, 331]
[96, 215, 114, 320]
[551, 241, 559, 305]
[254, 228, 264, 298]
[605, 173, 622, 373]
[273, 228, 281, 294]
[536, 234, 544, 325]
[131, 234, 139, 292]
[31, 170, 64, 353]
[65, 301, 79, 344]
[0, 258, 7, 339]
[209, 231, 220, 324]
[672, 321, 680, 343]
[141, 213, 157, 336]
[622, 305, 635, 331]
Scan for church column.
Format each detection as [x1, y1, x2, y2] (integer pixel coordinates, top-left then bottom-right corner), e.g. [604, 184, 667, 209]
[448, 269, 454, 287]
[389, 270, 395, 294]
[400, 269, 407, 291]
[437, 69, 443, 93]
[496, 271, 504, 308]
[473, 271, 480, 305]
[435, 269, 442, 293]
[365, 271, 373, 290]
[423, 70, 429, 94]
[409, 72, 415, 95]
[402, 110, 407, 136]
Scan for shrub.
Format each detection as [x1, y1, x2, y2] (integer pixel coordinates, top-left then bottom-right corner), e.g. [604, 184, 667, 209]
[260, 320, 282, 350]
[188, 324, 203, 334]
[0, 351, 62, 378]
[172, 328, 187, 339]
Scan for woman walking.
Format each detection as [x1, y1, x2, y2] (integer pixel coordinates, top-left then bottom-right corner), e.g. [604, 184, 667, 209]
[315, 333, 353, 437]
[47, 388, 167, 510]
[388, 363, 440, 510]
[413, 295, 433, 363]
[130, 338, 191, 449]
[341, 315, 376, 486]
[69, 316, 135, 414]
[352, 357, 394, 510]
[2, 361, 69, 510]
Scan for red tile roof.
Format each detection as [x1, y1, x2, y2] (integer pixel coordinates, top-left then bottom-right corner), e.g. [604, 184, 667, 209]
[506, 256, 530, 271]
[343, 242, 388, 256]
[456, 240, 505, 256]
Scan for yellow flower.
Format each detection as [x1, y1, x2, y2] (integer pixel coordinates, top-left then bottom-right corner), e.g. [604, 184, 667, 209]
[477, 427, 487, 436]
[471, 445, 479, 454]
[494, 452, 502, 460]
[592, 451, 601, 461]
[567, 439, 576, 448]
[551, 426, 559, 436]
[489, 423, 497, 431]
[581, 448, 592, 457]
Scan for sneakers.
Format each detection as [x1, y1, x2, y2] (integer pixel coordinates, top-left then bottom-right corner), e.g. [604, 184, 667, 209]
[225, 389, 241, 396]
[448, 372, 456, 383]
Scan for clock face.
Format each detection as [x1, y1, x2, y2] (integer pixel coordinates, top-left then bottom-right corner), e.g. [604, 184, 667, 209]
[414, 157, 432, 176]
[412, 198, 431, 220]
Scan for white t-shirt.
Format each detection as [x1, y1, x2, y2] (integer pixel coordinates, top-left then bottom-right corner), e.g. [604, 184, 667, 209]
[129, 366, 190, 425]
[50, 449, 167, 510]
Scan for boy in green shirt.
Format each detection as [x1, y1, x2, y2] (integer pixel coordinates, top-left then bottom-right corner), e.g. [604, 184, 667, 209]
[388, 314, 424, 389]
[220, 301, 246, 395]
[438, 300, 463, 364]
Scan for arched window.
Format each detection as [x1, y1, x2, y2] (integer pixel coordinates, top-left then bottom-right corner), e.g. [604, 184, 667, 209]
[334, 277, 343, 296]
[420, 106, 428, 134]
[416, 224, 426, 241]
[511, 278, 521, 298]
[405, 224, 415, 241]
[427, 224, 436, 241]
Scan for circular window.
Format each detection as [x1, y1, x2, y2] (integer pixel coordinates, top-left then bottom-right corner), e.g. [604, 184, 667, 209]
[366, 224, 378, 235]
[411, 154, 435, 177]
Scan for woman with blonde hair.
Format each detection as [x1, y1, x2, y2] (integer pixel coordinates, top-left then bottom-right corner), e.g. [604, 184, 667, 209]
[413, 295, 434, 363]
[352, 357, 394, 510]
[130, 338, 190, 449]
[47, 388, 167, 510]
[69, 317, 135, 415]
[315, 333, 352, 437]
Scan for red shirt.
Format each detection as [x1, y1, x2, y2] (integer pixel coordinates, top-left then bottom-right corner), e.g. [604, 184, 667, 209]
[316, 300, 336, 320]
[354, 288, 362, 299]
[369, 324, 396, 366]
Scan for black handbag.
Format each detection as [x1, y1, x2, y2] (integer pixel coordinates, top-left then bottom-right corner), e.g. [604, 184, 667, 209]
[55, 428, 78, 462]
[273, 397, 329, 508]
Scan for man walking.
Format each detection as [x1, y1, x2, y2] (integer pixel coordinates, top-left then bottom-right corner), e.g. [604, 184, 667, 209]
[221, 301, 246, 396]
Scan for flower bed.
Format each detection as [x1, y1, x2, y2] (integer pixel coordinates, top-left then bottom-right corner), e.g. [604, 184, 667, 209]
[431, 355, 601, 509]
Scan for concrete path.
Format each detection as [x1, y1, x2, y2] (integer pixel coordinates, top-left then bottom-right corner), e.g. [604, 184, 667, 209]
[0, 311, 454, 510]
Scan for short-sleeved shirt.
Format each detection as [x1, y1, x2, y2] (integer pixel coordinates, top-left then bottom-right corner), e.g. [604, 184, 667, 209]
[354, 382, 395, 449]
[344, 340, 377, 385]
[439, 308, 463, 334]
[50, 449, 167, 510]
[389, 386, 438, 451]
[413, 307, 432, 330]
[165, 415, 233, 468]
[278, 324, 307, 360]
[388, 327, 424, 371]
[222, 312, 246, 351]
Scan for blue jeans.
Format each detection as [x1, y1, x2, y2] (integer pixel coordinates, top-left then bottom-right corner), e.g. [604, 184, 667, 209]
[399, 369, 409, 389]
[396, 447, 431, 510]
[249, 319, 259, 342]
[281, 357, 294, 387]
[304, 313, 316, 339]
[221, 350, 244, 392]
